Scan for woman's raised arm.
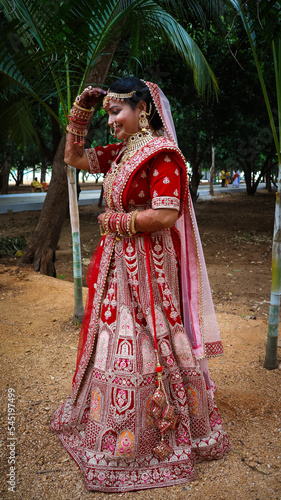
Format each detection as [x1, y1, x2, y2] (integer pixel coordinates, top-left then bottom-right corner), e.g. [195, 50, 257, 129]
[64, 87, 107, 170]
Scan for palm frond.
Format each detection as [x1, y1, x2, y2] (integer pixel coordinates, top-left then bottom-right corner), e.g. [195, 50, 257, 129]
[229, 0, 281, 48]
[110, 0, 218, 96]
[78, 0, 218, 96]
[0, 0, 219, 129]
[0, 93, 40, 145]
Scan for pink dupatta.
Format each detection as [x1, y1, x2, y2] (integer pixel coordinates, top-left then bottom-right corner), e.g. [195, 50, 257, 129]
[145, 81, 223, 389]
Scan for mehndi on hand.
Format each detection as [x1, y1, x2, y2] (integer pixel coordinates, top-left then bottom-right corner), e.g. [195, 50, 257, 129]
[76, 87, 107, 109]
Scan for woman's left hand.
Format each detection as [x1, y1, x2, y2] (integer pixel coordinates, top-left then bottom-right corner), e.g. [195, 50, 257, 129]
[97, 211, 109, 233]
[97, 212, 106, 225]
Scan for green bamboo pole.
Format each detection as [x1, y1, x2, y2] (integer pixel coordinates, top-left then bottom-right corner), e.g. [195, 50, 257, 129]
[66, 55, 84, 324]
[67, 165, 84, 324]
[264, 40, 281, 368]
[264, 165, 281, 369]
[235, 5, 281, 369]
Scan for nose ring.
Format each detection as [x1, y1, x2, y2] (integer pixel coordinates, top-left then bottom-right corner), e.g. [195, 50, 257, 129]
[110, 122, 117, 137]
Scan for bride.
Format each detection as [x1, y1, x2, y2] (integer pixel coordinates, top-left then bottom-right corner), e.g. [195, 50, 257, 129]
[51, 76, 230, 492]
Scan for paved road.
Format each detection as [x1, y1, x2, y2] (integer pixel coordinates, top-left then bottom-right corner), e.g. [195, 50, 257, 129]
[0, 190, 103, 214]
[0, 183, 263, 214]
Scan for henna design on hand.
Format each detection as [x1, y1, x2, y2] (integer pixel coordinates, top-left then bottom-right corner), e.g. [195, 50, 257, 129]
[65, 132, 85, 159]
[78, 88, 107, 109]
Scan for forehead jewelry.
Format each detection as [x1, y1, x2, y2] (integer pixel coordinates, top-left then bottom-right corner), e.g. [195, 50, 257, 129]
[103, 90, 136, 109]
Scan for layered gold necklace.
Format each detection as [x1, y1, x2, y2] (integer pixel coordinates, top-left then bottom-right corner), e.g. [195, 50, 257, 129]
[104, 129, 154, 209]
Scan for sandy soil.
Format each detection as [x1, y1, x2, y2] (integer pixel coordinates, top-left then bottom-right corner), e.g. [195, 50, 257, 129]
[0, 189, 281, 500]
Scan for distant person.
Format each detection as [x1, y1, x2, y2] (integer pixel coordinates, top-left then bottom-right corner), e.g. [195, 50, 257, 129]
[31, 177, 44, 192]
[225, 170, 230, 187]
[221, 169, 226, 187]
[237, 170, 241, 184]
[232, 170, 240, 188]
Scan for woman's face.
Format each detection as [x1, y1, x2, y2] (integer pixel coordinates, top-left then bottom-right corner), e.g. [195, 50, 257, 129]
[107, 100, 141, 140]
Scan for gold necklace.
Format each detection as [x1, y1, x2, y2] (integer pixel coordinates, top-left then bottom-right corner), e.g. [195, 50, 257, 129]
[124, 128, 154, 160]
[103, 160, 123, 209]
[104, 129, 154, 209]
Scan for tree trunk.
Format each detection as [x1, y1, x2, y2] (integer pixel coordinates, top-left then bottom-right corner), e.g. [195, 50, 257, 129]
[20, 47, 117, 277]
[266, 167, 272, 191]
[15, 168, 24, 186]
[190, 161, 203, 202]
[98, 185, 104, 208]
[209, 145, 215, 196]
[0, 156, 11, 194]
[21, 135, 68, 276]
[41, 156, 47, 183]
[244, 167, 257, 195]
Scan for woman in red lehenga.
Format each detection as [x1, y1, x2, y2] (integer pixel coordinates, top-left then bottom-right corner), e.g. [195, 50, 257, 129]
[51, 77, 230, 492]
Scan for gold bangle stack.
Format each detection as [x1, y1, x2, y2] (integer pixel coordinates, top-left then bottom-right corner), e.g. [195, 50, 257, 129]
[99, 210, 139, 238]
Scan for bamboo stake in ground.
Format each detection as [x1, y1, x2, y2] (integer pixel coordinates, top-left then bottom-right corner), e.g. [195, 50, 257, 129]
[67, 166, 84, 324]
[229, 2, 281, 368]
[264, 169, 281, 369]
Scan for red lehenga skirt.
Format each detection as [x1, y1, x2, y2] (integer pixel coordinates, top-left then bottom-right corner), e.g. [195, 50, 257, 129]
[51, 230, 230, 492]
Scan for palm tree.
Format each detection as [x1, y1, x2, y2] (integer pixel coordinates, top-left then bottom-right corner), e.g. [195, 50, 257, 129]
[0, 0, 219, 322]
[228, 0, 281, 368]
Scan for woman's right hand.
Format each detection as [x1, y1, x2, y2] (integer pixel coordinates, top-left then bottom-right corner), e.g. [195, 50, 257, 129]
[76, 87, 107, 109]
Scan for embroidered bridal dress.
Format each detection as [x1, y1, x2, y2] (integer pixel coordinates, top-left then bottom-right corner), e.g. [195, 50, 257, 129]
[51, 82, 230, 492]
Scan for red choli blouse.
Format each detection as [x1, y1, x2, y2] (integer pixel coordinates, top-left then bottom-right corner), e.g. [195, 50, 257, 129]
[85, 141, 185, 213]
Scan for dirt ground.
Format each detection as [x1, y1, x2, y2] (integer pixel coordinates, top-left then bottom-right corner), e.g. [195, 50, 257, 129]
[0, 188, 281, 500]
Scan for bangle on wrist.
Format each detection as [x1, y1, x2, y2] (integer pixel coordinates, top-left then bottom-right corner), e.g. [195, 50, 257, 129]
[73, 101, 95, 113]
[103, 211, 112, 234]
[66, 103, 93, 145]
[119, 214, 126, 234]
[115, 213, 121, 234]
[127, 212, 133, 237]
[131, 210, 139, 235]
[108, 212, 117, 232]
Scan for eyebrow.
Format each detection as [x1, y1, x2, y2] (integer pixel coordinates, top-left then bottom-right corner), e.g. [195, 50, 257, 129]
[108, 104, 121, 112]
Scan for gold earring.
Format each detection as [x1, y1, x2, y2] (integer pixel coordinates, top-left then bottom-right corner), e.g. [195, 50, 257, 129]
[138, 103, 152, 132]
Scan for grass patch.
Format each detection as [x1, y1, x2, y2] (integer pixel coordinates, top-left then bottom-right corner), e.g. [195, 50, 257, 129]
[0, 236, 27, 256]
